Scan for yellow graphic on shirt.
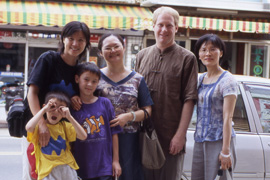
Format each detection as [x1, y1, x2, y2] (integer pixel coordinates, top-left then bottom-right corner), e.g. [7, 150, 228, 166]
[83, 115, 104, 135]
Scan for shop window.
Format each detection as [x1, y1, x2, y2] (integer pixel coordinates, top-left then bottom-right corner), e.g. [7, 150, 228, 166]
[0, 43, 25, 72]
[249, 45, 267, 77]
[0, 43, 25, 102]
[90, 47, 106, 68]
[28, 47, 57, 76]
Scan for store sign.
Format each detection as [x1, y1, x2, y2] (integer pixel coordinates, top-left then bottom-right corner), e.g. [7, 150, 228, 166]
[28, 32, 99, 42]
[90, 34, 100, 43]
[0, 31, 26, 40]
[0, 31, 12, 37]
[0, 71, 23, 77]
[29, 32, 60, 40]
[250, 45, 267, 77]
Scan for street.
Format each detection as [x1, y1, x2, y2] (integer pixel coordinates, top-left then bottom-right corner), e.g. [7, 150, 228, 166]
[0, 127, 22, 180]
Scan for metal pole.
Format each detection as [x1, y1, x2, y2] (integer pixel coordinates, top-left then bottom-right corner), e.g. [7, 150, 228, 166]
[24, 31, 29, 98]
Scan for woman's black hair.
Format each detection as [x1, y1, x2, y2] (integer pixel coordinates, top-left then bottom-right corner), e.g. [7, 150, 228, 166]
[58, 21, 91, 59]
[76, 62, 101, 80]
[97, 33, 125, 53]
[44, 91, 71, 108]
[194, 34, 229, 70]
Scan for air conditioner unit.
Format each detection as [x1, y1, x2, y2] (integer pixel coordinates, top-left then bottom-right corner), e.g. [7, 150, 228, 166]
[140, 0, 156, 7]
[263, 3, 270, 9]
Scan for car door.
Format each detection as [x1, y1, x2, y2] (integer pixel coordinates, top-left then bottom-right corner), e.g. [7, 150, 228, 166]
[243, 83, 270, 179]
[183, 82, 265, 180]
[233, 83, 265, 179]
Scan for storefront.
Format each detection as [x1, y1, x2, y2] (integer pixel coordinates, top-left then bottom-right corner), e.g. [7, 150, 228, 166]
[143, 14, 270, 77]
[1, 0, 270, 101]
[0, 0, 153, 100]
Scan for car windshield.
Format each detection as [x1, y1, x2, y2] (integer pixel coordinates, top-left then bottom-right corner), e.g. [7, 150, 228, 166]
[0, 76, 24, 83]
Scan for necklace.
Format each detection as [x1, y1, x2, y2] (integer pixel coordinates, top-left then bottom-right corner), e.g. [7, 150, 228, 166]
[205, 67, 222, 84]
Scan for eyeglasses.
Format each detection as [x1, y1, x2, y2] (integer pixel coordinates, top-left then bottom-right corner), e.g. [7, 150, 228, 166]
[103, 45, 121, 52]
[199, 48, 220, 54]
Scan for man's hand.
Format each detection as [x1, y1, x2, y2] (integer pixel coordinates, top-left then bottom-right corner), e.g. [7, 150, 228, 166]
[169, 135, 185, 155]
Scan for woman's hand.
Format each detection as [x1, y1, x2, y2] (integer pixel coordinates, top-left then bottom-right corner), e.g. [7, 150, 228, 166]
[71, 95, 82, 111]
[38, 120, 50, 147]
[112, 160, 122, 178]
[110, 113, 131, 127]
[219, 153, 232, 170]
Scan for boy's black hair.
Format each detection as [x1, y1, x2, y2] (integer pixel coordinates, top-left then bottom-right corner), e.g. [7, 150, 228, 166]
[44, 91, 71, 108]
[76, 62, 101, 80]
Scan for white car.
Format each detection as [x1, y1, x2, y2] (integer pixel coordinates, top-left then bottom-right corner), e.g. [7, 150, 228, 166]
[183, 75, 270, 180]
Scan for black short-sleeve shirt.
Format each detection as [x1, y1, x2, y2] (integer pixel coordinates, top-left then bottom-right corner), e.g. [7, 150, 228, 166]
[27, 51, 78, 106]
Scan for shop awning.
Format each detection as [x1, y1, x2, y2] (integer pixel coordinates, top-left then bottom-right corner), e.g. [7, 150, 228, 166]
[179, 15, 270, 34]
[0, 0, 153, 30]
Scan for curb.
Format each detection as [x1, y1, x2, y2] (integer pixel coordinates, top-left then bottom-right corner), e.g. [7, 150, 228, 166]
[0, 119, 7, 128]
[0, 123, 7, 128]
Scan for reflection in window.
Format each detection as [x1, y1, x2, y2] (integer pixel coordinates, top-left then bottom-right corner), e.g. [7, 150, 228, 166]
[233, 90, 250, 132]
[248, 85, 270, 133]
[189, 86, 250, 132]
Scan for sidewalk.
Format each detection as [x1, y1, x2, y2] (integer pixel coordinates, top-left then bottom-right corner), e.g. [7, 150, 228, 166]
[0, 104, 8, 128]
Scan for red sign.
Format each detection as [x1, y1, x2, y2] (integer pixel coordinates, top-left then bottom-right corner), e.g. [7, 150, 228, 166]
[90, 34, 100, 43]
[0, 31, 12, 39]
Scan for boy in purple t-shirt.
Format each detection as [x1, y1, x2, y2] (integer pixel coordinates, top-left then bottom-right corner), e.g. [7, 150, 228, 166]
[71, 62, 122, 180]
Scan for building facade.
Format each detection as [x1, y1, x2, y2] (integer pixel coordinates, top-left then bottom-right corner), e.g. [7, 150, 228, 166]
[0, 0, 270, 101]
[0, 0, 152, 98]
[140, 0, 270, 77]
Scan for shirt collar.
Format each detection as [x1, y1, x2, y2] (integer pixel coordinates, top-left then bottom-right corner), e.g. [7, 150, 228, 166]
[154, 43, 177, 55]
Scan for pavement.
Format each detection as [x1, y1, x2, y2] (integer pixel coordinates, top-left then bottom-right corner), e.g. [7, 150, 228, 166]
[0, 118, 7, 128]
[0, 120, 7, 128]
[0, 104, 8, 128]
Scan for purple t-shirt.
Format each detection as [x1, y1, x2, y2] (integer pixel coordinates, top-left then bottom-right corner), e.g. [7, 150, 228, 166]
[71, 97, 122, 179]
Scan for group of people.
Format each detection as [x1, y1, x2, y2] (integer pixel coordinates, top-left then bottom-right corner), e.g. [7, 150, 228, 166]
[23, 5, 237, 180]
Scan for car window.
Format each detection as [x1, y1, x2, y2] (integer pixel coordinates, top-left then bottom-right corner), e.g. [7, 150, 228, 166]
[189, 86, 250, 132]
[247, 85, 270, 133]
[0, 76, 24, 83]
[0, 77, 16, 83]
[233, 91, 250, 132]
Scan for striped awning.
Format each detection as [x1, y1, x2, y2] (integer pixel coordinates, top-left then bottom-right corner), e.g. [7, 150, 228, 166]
[0, 0, 153, 30]
[179, 15, 270, 34]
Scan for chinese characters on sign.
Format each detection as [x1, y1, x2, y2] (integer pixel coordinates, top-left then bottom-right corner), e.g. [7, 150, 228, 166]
[250, 45, 267, 77]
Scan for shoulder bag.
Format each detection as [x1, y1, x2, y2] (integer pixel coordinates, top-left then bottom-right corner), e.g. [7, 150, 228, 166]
[140, 108, 166, 169]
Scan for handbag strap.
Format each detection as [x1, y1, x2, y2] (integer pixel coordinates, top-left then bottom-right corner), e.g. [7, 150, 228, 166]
[141, 108, 149, 120]
[140, 108, 154, 136]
